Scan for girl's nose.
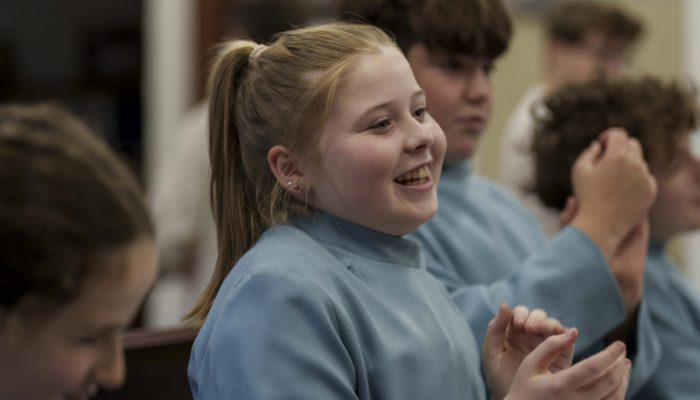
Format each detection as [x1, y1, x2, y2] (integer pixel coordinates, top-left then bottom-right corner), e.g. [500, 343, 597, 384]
[94, 335, 126, 391]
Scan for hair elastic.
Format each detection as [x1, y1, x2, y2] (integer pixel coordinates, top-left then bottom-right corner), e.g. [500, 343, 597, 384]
[249, 44, 269, 61]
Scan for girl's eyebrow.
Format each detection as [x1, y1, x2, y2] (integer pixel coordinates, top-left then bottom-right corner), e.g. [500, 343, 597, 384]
[356, 89, 426, 121]
[412, 89, 426, 101]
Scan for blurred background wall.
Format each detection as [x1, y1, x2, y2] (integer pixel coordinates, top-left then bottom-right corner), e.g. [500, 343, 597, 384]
[681, 0, 700, 291]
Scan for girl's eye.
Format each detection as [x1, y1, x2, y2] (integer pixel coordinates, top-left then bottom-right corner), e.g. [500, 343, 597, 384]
[413, 107, 428, 120]
[73, 330, 116, 346]
[369, 119, 392, 132]
[75, 335, 99, 346]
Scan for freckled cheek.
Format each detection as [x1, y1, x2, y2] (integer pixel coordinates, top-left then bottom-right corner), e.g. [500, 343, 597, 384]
[358, 160, 398, 203]
[355, 159, 392, 189]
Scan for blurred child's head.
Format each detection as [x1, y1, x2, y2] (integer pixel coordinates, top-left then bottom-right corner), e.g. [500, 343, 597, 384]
[545, 1, 643, 87]
[339, 0, 512, 163]
[0, 104, 158, 400]
[192, 22, 445, 322]
[532, 77, 699, 242]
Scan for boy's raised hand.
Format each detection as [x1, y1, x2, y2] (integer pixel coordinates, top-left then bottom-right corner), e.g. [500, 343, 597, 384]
[560, 129, 654, 315]
[571, 128, 656, 262]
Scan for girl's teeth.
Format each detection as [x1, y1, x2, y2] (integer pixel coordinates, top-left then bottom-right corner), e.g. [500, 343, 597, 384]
[396, 166, 429, 184]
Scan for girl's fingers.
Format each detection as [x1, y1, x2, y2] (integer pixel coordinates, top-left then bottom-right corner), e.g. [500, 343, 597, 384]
[511, 305, 530, 330]
[519, 308, 565, 336]
[576, 353, 628, 400]
[520, 328, 578, 373]
[600, 358, 632, 400]
[555, 341, 626, 390]
[483, 303, 511, 357]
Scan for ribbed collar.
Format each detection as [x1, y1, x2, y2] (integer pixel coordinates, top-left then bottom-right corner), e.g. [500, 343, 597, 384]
[293, 212, 423, 269]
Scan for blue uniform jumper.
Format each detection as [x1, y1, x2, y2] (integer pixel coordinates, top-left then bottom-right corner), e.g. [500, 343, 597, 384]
[189, 212, 487, 399]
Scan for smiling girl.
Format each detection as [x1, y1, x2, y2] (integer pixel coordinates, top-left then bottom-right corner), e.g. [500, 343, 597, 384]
[186, 22, 631, 399]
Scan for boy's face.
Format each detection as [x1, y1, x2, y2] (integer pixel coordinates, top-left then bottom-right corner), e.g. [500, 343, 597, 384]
[0, 239, 157, 400]
[552, 31, 630, 86]
[407, 43, 493, 165]
[649, 135, 700, 241]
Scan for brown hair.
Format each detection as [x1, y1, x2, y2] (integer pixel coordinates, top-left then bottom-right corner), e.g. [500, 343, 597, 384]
[0, 104, 153, 311]
[546, 1, 643, 45]
[532, 77, 698, 211]
[186, 22, 396, 323]
[338, 0, 512, 60]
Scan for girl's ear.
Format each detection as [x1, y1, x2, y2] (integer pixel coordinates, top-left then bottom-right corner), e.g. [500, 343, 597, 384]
[267, 145, 309, 195]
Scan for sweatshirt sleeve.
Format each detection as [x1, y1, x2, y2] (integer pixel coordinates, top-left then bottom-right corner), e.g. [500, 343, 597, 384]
[440, 227, 626, 353]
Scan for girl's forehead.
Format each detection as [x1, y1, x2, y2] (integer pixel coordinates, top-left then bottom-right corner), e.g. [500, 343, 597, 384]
[342, 48, 416, 94]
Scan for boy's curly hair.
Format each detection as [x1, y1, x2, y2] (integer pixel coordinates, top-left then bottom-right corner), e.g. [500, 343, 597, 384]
[532, 77, 698, 211]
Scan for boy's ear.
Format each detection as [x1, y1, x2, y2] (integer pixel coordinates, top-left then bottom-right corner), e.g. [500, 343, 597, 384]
[267, 145, 308, 194]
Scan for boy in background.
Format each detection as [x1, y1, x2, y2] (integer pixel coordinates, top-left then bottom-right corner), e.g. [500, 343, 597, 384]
[500, 0, 643, 236]
[532, 76, 700, 399]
